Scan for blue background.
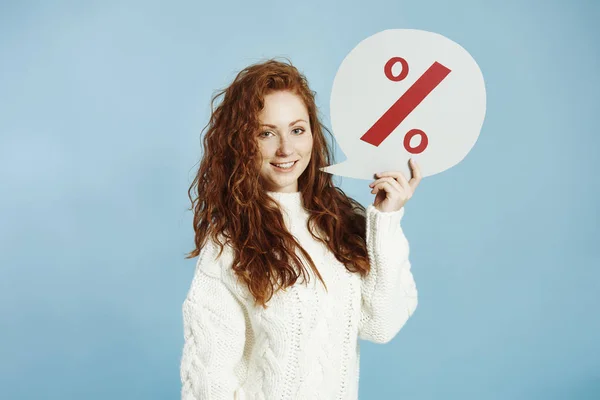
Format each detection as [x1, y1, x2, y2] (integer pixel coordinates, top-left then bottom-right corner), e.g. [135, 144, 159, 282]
[1, 1, 599, 399]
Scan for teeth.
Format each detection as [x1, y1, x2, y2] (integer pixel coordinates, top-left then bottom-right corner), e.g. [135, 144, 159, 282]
[273, 161, 295, 168]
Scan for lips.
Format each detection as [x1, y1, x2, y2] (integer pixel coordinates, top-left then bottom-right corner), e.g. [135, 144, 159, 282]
[270, 160, 298, 170]
[270, 160, 298, 165]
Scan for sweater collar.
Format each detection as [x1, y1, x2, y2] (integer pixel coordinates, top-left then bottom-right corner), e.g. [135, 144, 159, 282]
[266, 191, 304, 216]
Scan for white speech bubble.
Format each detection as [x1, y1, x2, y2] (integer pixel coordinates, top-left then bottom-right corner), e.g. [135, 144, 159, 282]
[320, 29, 486, 180]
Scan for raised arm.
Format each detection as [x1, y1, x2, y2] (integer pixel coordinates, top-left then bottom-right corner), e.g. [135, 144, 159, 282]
[180, 239, 250, 399]
[358, 204, 418, 344]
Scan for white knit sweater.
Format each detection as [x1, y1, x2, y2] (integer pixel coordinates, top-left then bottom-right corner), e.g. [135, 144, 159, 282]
[180, 191, 418, 399]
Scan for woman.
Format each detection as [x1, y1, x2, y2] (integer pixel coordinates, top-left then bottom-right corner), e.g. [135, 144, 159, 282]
[181, 58, 421, 399]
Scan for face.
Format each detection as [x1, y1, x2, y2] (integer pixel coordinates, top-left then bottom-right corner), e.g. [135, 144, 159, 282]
[256, 90, 313, 193]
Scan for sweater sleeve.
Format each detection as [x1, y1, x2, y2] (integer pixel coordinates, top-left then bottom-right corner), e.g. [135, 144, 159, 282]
[180, 239, 250, 400]
[358, 204, 418, 344]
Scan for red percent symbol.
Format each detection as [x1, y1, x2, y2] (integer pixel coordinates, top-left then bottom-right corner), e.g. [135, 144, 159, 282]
[360, 57, 452, 153]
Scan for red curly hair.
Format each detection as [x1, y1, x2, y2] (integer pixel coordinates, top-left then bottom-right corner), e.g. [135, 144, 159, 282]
[186, 58, 369, 308]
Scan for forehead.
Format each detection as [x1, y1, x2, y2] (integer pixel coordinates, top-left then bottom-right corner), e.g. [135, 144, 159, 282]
[259, 91, 309, 123]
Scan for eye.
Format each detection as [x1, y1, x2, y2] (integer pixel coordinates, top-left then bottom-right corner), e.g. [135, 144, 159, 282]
[292, 128, 305, 135]
[259, 131, 274, 138]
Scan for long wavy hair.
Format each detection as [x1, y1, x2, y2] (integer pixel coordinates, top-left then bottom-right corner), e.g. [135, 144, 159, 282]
[186, 58, 369, 308]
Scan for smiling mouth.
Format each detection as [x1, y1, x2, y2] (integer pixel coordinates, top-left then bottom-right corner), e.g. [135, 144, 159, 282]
[270, 160, 298, 170]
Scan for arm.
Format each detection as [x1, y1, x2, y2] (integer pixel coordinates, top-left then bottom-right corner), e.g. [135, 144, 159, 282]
[180, 239, 249, 399]
[358, 204, 418, 344]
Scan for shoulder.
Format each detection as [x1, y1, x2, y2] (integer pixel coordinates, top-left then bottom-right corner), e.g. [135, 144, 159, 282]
[353, 204, 366, 217]
[348, 197, 366, 218]
[195, 234, 235, 280]
[194, 235, 255, 306]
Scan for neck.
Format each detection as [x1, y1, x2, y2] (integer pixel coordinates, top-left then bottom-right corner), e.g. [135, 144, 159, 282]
[266, 190, 301, 201]
[266, 190, 304, 215]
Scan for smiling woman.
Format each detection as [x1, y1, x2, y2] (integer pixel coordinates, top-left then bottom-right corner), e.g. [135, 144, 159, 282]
[257, 91, 313, 193]
[181, 58, 420, 400]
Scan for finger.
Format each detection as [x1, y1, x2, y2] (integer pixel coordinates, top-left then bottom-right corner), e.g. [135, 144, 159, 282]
[408, 158, 422, 190]
[370, 176, 403, 193]
[371, 181, 395, 196]
[376, 171, 410, 191]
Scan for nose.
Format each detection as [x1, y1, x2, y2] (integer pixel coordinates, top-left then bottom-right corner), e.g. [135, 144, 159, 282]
[276, 136, 294, 156]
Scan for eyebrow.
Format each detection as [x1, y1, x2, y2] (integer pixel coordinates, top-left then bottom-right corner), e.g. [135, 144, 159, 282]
[260, 119, 308, 128]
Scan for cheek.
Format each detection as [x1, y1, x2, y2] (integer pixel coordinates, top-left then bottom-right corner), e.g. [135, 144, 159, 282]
[302, 135, 314, 154]
[258, 143, 274, 159]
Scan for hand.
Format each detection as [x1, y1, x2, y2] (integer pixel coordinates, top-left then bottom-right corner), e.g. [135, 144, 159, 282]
[369, 158, 422, 213]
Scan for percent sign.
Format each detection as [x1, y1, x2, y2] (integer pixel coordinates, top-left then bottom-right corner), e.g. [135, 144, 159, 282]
[360, 57, 452, 153]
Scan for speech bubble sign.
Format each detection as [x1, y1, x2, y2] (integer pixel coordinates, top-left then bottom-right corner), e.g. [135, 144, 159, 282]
[320, 29, 486, 180]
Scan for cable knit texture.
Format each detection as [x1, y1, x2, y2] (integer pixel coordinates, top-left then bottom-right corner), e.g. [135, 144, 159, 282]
[180, 191, 418, 399]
